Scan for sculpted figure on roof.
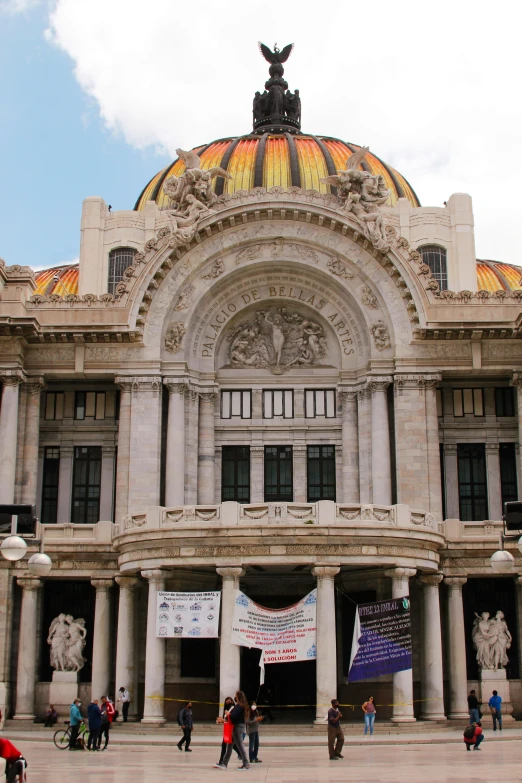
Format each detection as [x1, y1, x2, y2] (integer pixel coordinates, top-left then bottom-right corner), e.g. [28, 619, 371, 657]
[163, 148, 232, 213]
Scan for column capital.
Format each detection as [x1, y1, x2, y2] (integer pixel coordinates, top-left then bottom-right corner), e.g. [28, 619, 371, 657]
[0, 370, 25, 387]
[384, 567, 416, 579]
[510, 372, 522, 389]
[444, 444, 458, 456]
[312, 565, 340, 580]
[199, 390, 218, 403]
[115, 376, 134, 392]
[115, 575, 141, 590]
[367, 376, 393, 393]
[163, 379, 188, 395]
[217, 567, 245, 580]
[16, 577, 42, 591]
[25, 377, 45, 396]
[394, 373, 441, 389]
[141, 569, 168, 585]
[338, 387, 358, 404]
[443, 575, 467, 588]
[91, 578, 114, 593]
[418, 572, 443, 587]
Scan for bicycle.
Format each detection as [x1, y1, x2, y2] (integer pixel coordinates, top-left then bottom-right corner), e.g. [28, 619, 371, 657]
[53, 720, 88, 750]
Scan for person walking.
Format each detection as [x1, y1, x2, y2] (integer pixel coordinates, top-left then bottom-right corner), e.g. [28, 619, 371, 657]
[467, 690, 480, 724]
[87, 699, 102, 751]
[44, 704, 57, 727]
[463, 720, 484, 751]
[68, 698, 82, 751]
[327, 698, 344, 760]
[0, 738, 28, 783]
[98, 696, 115, 750]
[118, 687, 131, 723]
[362, 696, 376, 737]
[246, 702, 264, 763]
[220, 691, 250, 770]
[215, 697, 234, 768]
[177, 702, 193, 752]
[488, 690, 502, 731]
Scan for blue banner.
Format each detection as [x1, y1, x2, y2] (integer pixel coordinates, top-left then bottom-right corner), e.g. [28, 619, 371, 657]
[348, 596, 412, 682]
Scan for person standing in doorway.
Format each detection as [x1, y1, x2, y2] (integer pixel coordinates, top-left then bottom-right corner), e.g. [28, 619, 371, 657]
[177, 702, 193, 752]
[68, 698, 82, 751]
[220, 691, 250, 770]
[87, 699, 101, 751]
[118, 687, 131, 723]
[467, 690, 480, 724]
[488, 690, 502, 731]
[327, 698, 344, 760]
[247, 702, 264, 763]
[362, 696, 376, 737]
[215, 696, 234, 768]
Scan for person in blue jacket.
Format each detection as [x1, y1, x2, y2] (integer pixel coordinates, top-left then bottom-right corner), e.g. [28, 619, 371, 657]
[488, 690, 502, 731]
[87, 699, 102, 751]
[68, 698, 83, 750]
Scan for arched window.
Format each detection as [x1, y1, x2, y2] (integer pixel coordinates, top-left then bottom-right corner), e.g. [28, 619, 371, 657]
[419, 245, 448, 291]
[108, 247, 137, 294]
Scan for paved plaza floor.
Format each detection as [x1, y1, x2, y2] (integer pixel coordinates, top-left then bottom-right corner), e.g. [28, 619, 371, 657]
[11, 736, 522, 782]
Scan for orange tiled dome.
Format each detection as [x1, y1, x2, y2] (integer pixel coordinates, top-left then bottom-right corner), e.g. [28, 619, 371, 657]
[34, 264, 79, 296]
[134, 135, 420, 211]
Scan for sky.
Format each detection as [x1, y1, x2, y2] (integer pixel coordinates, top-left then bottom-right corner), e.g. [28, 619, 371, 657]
[0, 0, 520, 271]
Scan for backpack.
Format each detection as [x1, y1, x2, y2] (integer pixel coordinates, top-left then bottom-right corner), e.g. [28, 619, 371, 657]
[177, 708, 185, 727]
[463, 725, 475, 739]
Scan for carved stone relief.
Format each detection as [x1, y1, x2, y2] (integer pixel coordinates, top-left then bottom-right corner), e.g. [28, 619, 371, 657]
[164, 322, 186, 353]
[201, 260, 225, 280]
[370, 320, 391, 351]
[48, 614, 87, 672]
[361, 285, 378, 309]
[174, 285, 195, 311]
[327, 257, 354, 280]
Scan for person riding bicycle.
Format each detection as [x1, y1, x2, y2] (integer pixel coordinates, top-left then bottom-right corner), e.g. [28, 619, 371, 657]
[68, 698, 83, 751]
[0, 738, 28, 782]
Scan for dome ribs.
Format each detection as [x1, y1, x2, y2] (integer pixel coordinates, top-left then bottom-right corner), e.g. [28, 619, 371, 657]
[312, 136, 338, 195]
[253, 133, 269, 187]
[284, 133, 301, 188]
[214, 137, 244, 196]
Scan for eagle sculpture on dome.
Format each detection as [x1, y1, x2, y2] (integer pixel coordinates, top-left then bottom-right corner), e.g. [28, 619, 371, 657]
[163, 148, 232, 213]
[258, 42, 294, 64]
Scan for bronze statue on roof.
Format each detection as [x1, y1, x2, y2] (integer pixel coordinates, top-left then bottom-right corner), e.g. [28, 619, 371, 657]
[253, 42, 301, 133]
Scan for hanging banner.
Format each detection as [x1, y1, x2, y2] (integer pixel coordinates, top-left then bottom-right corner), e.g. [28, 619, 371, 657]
[348, 596, 412, 682]
[156, 591, 221, 638]
[230, 589, 317, 670]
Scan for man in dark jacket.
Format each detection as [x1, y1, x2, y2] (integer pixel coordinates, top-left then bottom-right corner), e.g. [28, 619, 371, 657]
[87, 699, 102, 751]
[177, 702, 193, 752]
[327, 699, 344, 760]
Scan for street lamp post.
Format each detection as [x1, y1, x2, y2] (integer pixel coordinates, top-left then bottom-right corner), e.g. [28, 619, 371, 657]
[0, 504, 52, 575]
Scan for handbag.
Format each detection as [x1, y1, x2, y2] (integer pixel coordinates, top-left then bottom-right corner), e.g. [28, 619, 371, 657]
[223, 716, 233, 744]
[489, 705, 497, 715]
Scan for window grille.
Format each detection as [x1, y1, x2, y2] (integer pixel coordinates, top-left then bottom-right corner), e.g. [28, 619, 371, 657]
[108, 247, 137, 294]
[419, 245, 448, 291]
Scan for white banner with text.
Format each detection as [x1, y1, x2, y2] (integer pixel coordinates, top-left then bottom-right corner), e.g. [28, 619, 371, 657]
[156, 591, 221, 638]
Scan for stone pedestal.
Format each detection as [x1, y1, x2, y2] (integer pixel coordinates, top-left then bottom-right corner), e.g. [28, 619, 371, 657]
[478, 669, 513, 719]
[49, 671, 79, 717]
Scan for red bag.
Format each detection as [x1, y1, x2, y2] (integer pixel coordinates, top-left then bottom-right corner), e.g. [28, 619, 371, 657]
[223, 715, 233, 744]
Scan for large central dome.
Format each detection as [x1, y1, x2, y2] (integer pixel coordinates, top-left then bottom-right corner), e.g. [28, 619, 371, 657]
[134, 135, 420, 211]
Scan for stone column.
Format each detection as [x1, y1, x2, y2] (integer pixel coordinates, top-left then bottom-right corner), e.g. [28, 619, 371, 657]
[486, 443, 502, 520]
[339, 389, 359, 503]
[115, 576, 140, 721]
[357, 387, 371, 503]
[21, 378, 45, 504]
[198, 392, 217, 504]
[385, 567, 416, 722]
[114, 378, 132, 524]
[0, 373, 23, 503]
[293, 444, 307, 503]
[444, 444, 459, 519]
[250, 446, 264, 503]
[217, 567, 245, 705]
[14, 577, 42, 720]
[185, 388, 199, 504]
[99, 446, 116, 521]
[164, 381, 187, 506]
[312, 565, 340, 722]
[128, 378, 162, 512]
[56, 445, 74, 524]
[91, 579, 113, 700]
[444, 576, 469, 718]
[511, 373, 522, 494]
[142, 569, 167, 723]
[369, 378, 392, 505]
[425, 376, 443, 520]
[419, 574, 446, 720]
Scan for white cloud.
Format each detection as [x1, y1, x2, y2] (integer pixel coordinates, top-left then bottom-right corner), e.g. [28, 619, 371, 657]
[32, 256, 79, 272]
[43, 0, 521, 263]
[0, 0, 41, 14]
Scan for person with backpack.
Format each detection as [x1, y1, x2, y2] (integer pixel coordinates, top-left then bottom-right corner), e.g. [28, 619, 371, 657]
[177, 702, 193, 752]
[463, 721, 484, 751]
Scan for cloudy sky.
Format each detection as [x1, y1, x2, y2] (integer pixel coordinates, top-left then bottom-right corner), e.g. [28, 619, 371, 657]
[0, 0, 520, 271]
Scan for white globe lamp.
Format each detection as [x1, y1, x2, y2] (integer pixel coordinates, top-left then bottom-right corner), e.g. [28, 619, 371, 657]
[0, 535, 28, 561]
[28, 552, 52, 576]
[490, 549, 515, 573]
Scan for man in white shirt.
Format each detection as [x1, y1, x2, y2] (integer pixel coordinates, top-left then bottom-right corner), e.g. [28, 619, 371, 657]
[118, 687, 130, 723]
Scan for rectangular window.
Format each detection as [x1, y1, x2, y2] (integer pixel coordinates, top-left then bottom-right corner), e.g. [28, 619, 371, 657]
[264, 446, 293, 502]
[75, 391, 86, 420]
[307, 445, 336, 501]
[453, 389, 484, 417]
[71, 446, 102, 524]
[221, 446, 250, 502]
[500, 443, 518, 509]
[44, 392, 64, 421]
[305, 389, 336, 418]
[41, 447, 60, 524]
[220, 390, 251, 419]
[495, 388, 515, 417]
[457, 444, 488, 521]
[75, 391, 107, 420]
[263, 390, 294, 419]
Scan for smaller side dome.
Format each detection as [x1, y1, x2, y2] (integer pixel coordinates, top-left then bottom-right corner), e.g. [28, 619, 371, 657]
[34, 264, 79, 296]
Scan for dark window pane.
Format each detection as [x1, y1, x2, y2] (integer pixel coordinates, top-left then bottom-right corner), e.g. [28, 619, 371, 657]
[72, 446, 102, 524]
[221, 446, 250, 503]
[41, 447, 60, 524]
[264, 446, 293, 501]
[108, 247, 137, 295]
[495, 388, 515, 418]
[500, 443, 518, 510]
[458, 444, 488, 521]
[75, 391, 86, 420]
[307, 445, 336, 502]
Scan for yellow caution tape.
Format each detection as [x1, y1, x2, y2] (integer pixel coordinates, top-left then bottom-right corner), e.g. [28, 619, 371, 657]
[149, 696, 441, 709]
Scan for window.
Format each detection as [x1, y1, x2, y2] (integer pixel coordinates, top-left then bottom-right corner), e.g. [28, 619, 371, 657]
[500, 443, 518, 509]
[263, 390, 293, 419]
[222, 446, 250, 502]
[419, 245, 448, 291]
[44, 392, 64, 421]
[74, 391, 112, 420]
[495, 388, 515, 417]
[453, 389, 484, 417]
[220, 390, 251, 419]
[72, 446, 102, 524]
[305, 389, 336, 418]
[264, 446, 293, 502]
[108, 247, 137, 295]
[41, 447, 60, 524]
[458, 444, 488, 521]
[307, 445, 336, 501]
[180, 638, 216, 678]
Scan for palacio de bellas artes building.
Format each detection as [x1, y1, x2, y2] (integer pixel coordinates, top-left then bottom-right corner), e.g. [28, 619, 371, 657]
[1, 40, 522, 732]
